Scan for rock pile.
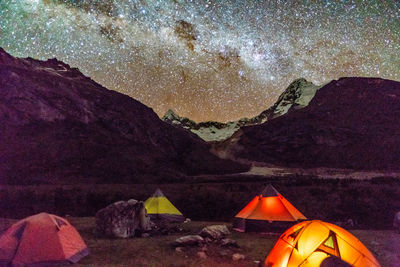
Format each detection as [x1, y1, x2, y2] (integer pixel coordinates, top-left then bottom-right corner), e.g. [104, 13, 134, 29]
[199, 224, 230, 240]
[172, 224, 244, 261]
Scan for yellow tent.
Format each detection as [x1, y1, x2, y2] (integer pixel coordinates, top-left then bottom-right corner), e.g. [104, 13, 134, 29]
[264, 220, 380, 267]
[144, 188, 185, 222]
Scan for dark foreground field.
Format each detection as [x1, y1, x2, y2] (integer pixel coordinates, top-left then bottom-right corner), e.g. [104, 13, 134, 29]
[1, 218, 399, 267]
[1, 176, 400, 229]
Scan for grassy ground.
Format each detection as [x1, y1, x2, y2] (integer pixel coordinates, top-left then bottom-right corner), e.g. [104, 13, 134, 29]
[2, 179, 400, 230]
[3, 218, 396, 267]
[71, 218, 277, 267]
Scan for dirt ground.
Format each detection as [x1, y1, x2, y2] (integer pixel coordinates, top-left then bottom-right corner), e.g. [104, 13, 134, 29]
[2, 217, 398, 267]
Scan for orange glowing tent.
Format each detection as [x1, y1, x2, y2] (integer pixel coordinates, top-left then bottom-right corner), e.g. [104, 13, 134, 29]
[0, 212, 89, 266]
[233, 185, 306, 232]
[264, 220, 381, 267]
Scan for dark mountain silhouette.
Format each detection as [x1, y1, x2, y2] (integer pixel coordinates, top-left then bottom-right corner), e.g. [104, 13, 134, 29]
[0, 48, 249, 184]
[219, 77, 400, 170]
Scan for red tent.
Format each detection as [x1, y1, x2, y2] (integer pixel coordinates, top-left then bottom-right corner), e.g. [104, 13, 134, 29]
[0, 213, 89, 266]
[233, 185, 306, 232]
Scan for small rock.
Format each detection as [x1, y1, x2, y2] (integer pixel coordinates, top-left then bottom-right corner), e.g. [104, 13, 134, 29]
[141, 233, 150, 238]
[173, 235, 204, 247]
[254, 260, 261, 266]
[197, 251, 207, 259]
[175, 247, 184, 254]
[199, 225, 230, 240]
[232, 253, 245, 261]
[220, 238, 239, 247]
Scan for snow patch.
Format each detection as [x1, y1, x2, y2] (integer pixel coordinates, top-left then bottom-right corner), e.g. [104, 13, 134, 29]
[272, 78, 320, 117]
[161, 78, 321, 142]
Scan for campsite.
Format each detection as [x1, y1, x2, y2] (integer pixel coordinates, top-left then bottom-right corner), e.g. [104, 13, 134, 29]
[61, 219, 400, 267]
[1, 2, 400, 266]
[0, 215, 398, 266]
[1, 176, 399, 266]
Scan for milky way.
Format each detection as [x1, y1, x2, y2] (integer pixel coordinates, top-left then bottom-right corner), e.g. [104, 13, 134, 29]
[1, 0, 399, 122]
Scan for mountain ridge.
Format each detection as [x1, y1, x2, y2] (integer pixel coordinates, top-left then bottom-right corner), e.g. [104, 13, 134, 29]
[0, 47, 249, 185]
[162, 78, 321, 142]
[217, 77, 400, 170]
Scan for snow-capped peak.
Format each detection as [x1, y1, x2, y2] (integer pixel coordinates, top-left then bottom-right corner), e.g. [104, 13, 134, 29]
[161, 78, 321, 142]
[271, 78, 320, 118]
[162, 109, 180, 121]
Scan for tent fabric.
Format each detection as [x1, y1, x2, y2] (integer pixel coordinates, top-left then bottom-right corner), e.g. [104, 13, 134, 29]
[264, 220, 381, 267]
[144, 188, 185, 223]
[260, 185, 279, 197]
[233, 185, 306, 232]
[0, 213, 89, 267]
[152, 188, 165, 197]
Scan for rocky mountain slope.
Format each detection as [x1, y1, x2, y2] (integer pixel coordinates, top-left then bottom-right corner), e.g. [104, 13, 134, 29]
[267, 78, 321, 118]
[162, 78, 320, 142]
[162, 109, 249, 142]
[218, 77, 400, 170]
[0, 48, 248, 184]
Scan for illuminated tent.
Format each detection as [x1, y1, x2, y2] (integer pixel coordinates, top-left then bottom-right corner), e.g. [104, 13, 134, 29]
[264, 220, 381, 267]
[0, 212, 89, 266]
[233, 185, 306, 232]
[144, 188, 185, 223]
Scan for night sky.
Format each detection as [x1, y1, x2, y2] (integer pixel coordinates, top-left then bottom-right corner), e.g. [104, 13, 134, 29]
[1, 0, 399, 122]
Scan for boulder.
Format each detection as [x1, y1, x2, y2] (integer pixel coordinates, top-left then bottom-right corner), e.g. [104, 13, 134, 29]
[173, 235, 204, 247]
[393, 211, 400, 233]
[232, 253, 245, 261]
[95, 199, 152, 238]
[199, 225, 230, 240]
[220, 238, 239, 247]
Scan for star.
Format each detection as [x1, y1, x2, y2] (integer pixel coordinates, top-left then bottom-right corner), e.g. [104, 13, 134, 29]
[0, 0, 399, 122]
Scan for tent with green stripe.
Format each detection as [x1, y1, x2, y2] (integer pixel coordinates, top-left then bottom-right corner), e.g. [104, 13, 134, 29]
[144, 188, 185, 223]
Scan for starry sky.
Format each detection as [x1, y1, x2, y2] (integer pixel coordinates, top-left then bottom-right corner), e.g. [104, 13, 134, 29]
[1, 0, 399, 122]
